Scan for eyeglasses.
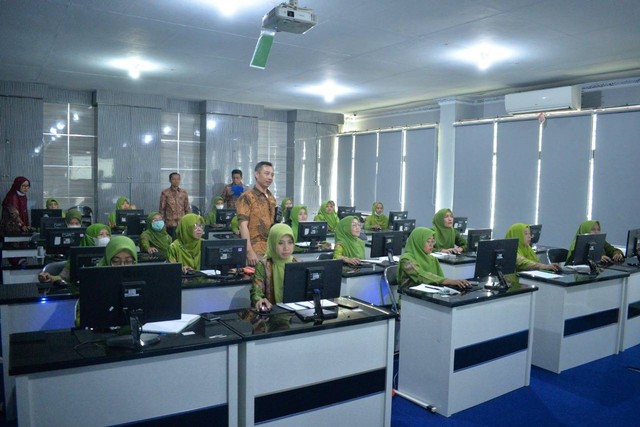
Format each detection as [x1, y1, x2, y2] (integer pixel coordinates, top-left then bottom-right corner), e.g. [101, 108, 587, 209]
[194, 223, 204, 230]
[20, 183, 30, 188]
[351, 222, 362, 228]
[425, 239, 436, 245]
[111, 256, 135, 266]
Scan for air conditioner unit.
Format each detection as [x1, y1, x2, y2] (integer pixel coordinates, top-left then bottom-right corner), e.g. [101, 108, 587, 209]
[504, 86, 581, 114]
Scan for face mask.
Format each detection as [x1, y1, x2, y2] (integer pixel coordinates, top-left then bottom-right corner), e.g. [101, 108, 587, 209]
[69, 224, 82, 228]
[95, 237, 110, 247]
[17, 191, 26, 196]
[374, 212, 382, 216]
[152, 220, 165, 231]
[215, 204, 224, 210]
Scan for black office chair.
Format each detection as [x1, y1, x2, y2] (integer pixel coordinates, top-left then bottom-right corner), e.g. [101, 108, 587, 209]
[42, 260, 67, 276]
[317, 253, 333, 260]
[69, 205, 93, 226]
[382, 265, 399, 314]
[547, 248, 569, 263]
[191, 205, 201, 216]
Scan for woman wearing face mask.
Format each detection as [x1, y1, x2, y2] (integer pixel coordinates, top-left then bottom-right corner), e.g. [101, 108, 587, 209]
[65, 209, 83, 227]
[432, 208, 467, 254]
[333, 216, 366, 267]
[206, 196, 226, 227]
[1, 176, 32, 236]
[364, 201, 389, 231]
[167, 213, 205, 273]
[280, 197, 293, 224]
[139, 212, 172, 258]
[107, 196, 131, 231]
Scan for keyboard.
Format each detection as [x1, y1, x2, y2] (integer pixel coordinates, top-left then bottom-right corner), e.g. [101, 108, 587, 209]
[138, 253, 166, 263]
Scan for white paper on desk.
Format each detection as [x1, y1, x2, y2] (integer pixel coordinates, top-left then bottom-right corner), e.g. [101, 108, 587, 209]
[277, 302, 307, 311]
[410, 284, 460, 295]
[296, 299, 338, 309]
[142, 314, 200, 333]
[431, 252, 449, 259]
[363, 256, 399, 264]
[519, 270, 562, 279]
[295, 242, 311, 247]
[200, 269, 221, 276]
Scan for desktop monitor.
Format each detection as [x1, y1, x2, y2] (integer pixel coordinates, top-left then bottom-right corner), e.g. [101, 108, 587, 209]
[466, 228, 492, 254]
[392, 219, 416, 234]
[625, 228, 640, 262]
[369, 231, 404, 262]
[215, 208, 236, 227]
[474, 238, 518, 289]
[571, 233, 606, 271]
[115, 209, 144, 227]
[125, 214, 147, 237]
[297, 221, 328, 249]
[78, 263, 182, 348]
[337, 206, 356, 219]
[200, 238, 246, 276]
[68, 246, 106, 284]
[283, 259, 342, 321]
[45, 227, 87, 256]
[284, 206, 293, 225]
[39, 216, 67, 241]
[529, 224, 542, 245]
[453, 217, 468, 234]
[31, 209, 62, 230]
[388, 211, 408, 229]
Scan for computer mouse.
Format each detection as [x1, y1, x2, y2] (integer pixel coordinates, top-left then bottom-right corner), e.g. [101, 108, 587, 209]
[259, 304, 271, 313]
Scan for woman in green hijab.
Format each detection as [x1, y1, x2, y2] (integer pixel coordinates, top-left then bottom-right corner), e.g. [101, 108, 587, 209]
[333, 216, 365, 266]
[167, 213, 205, 273]
[314, 200, 339, 232]
[432, 208, 467, 254]
[65, 209, 83, 227]
[505, 223, 559, 272]
[364, 201, 389, 231]
[398, 227, 470, 292]
[289, 205, 308, 242]
[206, 196, 225, 226]
[565, 220, 623, 265]
[46, 198, 60, 209]
[139, 212, 172, 258]
[281, 197, 293, 224]
[250, 223, 298, 310]
[107, 196, 131, 231]
[97, 235, 138, 266]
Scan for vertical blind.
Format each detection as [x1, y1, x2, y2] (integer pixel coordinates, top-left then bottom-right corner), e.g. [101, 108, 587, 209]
[404, 128, 437, 226]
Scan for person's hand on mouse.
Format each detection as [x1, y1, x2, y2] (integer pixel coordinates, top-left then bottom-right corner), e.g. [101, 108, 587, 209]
[182, 266, 193, 274]
[254, 298, 272, 311]
[612, 252, 624, 263]
[442, 278, 471, 289]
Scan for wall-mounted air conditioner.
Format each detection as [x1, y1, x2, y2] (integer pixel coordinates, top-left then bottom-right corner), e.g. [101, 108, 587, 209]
[504, 86, 581, 114]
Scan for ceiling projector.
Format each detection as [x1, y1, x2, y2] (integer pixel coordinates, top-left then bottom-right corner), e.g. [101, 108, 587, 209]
[262, 1, 317, 34]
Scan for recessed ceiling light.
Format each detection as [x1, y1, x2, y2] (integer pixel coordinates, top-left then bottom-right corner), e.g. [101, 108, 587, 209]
[449, 41, 515, 71]
[299, 80, 353, 103]
[109, 57, 160, 80]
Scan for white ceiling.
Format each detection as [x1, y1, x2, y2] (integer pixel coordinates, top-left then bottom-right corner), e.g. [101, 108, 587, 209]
[1, 0, 640, 114]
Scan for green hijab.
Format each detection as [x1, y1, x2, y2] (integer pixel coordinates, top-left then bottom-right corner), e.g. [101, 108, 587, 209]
[98, 236, 138, 266]
[65, 209, 83, 226]
[144, 211, 171, 255]
[399, 227, 444, 277]
[335, 216, 365, 259]
[81, 223, 110, 247]
[108, 196, 130, 226]
[432, 208, 457, 251]
[206, 196, 224, 225]
[280, 197, 292, 222]
[173, 213, 204, 268]
[289, 205, 307, 242]
[566, 220, 601, 262]
[368, 202, 388, 228]
[46, 198, 60, 209]
[266, 223, 295, 303]
[315, 200, 339, 231]
[505, 223, 539, 262]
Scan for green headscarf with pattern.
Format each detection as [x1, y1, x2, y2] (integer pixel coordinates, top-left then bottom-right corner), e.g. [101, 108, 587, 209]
[266, 223, 295, 303]
[169, 213, 204, 269]
[98, 235, 138, 266]
[432, 208, 457, 251]
[314, 200, 339, 231]
[143, 211, 172, 255]
[335, 216, 365, 259]
[367, 201, 388, 229]
[206, 196, 224, 225]
[505, 223, 539, 262]
[399, 227, 443, 277]
[289, 205, 308, 242]
[81, 223, 110, 247]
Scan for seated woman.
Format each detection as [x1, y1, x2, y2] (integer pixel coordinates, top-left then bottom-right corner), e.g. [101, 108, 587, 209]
[107, 196, 131, 231]
[505, 223, 560, 272]
[206, 196, 225, 226]
[250, 224, 298, 311]
[333, 216, 365, 266]
[167, 213, 205, 273]
[432, 208, 467, 254]
[139, 212, 172, 258]
[281, 197, 293, 224]
[398, 227, 470, 292]
[314, 200, 339, 233]
[46, 198, 60, 210]
[364, 201, 388, 231]
[289, 205, 308, 242]
[565, 220, 624, 265]
[65, 209, 83, 227]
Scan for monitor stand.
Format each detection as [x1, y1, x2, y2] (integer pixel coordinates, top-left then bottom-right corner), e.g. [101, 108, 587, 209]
[484, 269, 510, 292]
[295, 289, 338, 322]
[106, 311, 160, 350]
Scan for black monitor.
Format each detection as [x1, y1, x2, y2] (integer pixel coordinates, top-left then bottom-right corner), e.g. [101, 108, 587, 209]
[392, 219, 416, 234]
[297, 221, 328, 249]
[125, 214, 147, 237]
[474, 238, 518, 290]
[200, 238, 246, 277]
[39, 216, 67, 241]
[466, 228, 492, 254]
[45, 227, 87, 256]
[78, 262, 182, 349]
[213, 208, 235, 228]
[388, 211, 408, 229]
[284, 206, 293, 225]
[625, 228, 640, 262]
[115, 209, 144, 227]
[529, 224, 542, 245]
[369, 231, 404, 263]
[31, 209, 62, 230]
[68, 245, 106, 284]
[571, 233, 606, 274]
[337, 206, 356, 219]
[453, 217, 468, 234]
[283, 259, 342, 321]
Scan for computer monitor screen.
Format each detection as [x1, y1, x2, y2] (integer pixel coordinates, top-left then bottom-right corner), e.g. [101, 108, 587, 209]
[297, 221, 328, 248]
[571, 233, 606, 266]
[31, 209, 62, 230]
[337, 206, 356, 219]
[369, 231, 404, 260]
[284, 206, 292, 225]
[529, 224, 542, 245]
[466, 228, 492, 254]
[215, 208, 236, 227]
[78, 263, 182, 347]
[115, 209, 144, 227]
[200, 238, 246, 276]
[625, 228, 640, 260]
[283, 259, 343, 303]
[474, 238, 518, 281]
[125, 214, 147, 236]
[388, 211, 408, 229]
[392, 219, 416, 234]
[453, 217, 468, 234]
[45, 227, 87, 256]
[68, 246, 106, 284]
[40, 216, 67, 241]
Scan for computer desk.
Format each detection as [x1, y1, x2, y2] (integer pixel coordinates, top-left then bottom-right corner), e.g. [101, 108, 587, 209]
[433, 253, 476, 279]
[608, 263, 640, 351]
[397, 279, 537, 417]
[341, 263, 389, 305]
[518, 268, 629, 373]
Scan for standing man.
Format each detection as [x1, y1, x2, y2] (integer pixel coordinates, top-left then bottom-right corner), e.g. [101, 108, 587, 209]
[220, 169, 250, 209]
[159, 172, 191, 239]
[236, 161, 276, 265]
